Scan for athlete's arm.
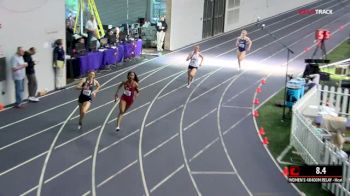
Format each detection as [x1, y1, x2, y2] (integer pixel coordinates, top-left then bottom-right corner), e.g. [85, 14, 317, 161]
[186, 52, 192, 61]
[76, 78, 85, 90]
[135, 82, 140, 94]
[247, 37, 252, 51]
[92, 79, 101, 97]
[199, 53, 204, 66]
[114, 81, 124, 101]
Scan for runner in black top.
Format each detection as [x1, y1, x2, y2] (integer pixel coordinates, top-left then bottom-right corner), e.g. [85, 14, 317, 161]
[76, 71, 100, 129]
[236, 30, 252, 71]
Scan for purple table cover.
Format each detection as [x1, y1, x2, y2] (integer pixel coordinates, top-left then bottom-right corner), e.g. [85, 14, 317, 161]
[135, 39, 142, 57]
[78, 41, 142, 75]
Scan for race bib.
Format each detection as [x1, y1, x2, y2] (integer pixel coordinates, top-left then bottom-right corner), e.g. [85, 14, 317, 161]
[239, 43, 245, 48]
[123, 90, 132, 96]
[83, 89, 92, 96]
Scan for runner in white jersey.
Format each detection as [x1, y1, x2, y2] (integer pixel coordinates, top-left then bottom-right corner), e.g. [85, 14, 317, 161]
[186, 46, 204, 88]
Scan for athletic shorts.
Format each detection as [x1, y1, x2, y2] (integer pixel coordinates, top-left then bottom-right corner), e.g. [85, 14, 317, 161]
[121, 94, 134, 106]
[78, 95, 92, 104]
[238, 47, 246, 52]
[188, 65, 198, 70]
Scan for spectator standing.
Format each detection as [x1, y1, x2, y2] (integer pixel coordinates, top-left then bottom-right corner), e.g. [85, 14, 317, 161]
[23, 47, 39, 102]
[85, 14, 98, 49]
[53, 39, 65, 89]
[156, 16, 168, 52]
[11, 47, 28, 108]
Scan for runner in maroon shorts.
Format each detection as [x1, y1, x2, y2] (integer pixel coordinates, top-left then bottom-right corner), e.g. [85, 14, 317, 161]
[114, 71, 139, 132]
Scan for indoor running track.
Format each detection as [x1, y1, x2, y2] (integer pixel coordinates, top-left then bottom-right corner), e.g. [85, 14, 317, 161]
[1, 0, 350, 195]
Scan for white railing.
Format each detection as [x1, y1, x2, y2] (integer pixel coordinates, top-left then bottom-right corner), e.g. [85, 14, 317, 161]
[291, 85, 350, 196]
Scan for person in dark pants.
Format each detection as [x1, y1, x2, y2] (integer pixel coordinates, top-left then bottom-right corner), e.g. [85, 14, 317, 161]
[23, 47, 39, 102]
[156, 16, 168, 52]
[11, 47, 28, 108]
[53, 39, 66, 89]
[66, 20, 74, 55]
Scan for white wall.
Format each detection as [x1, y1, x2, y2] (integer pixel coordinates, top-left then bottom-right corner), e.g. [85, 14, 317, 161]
[167, 0, 317, 51]
[0, 0, 65, 106]
[168, 0, 204, 51]
[225, 0, 316, 32]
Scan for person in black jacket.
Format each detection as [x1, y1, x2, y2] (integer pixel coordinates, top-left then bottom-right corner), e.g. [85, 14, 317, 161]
[66, 19, 74, 55]
[24, 47, 39, 102]
[156, 16, 167, 52]
[53, 39, 66, 89]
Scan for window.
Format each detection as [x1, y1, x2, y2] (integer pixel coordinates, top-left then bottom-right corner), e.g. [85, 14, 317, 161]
[151, 0, 166, 22]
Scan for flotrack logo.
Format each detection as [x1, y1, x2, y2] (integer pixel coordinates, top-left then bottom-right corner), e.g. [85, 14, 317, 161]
[298, 9, 333, 15]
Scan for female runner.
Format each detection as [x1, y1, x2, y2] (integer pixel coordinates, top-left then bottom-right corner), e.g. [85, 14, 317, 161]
[236, 30, 252, 70]
[114, 71, 139, 132]
[76, 71, 100, 129]
[186, 46, 204, 88]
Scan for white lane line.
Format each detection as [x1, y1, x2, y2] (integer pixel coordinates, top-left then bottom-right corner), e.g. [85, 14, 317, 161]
[179, 67, 223, 196]
[188, 137, 220, 163]
[0, 151, 47, 177]
[91, 101, 119, 196]
[145, 105, 184, 128]
[191, 171, 236, 175]
[46, 156, 92, 184]
[224, 80, 261, 104]
[217, 75, 253, 196]
[107, 102, 151, 124]
[20, 185, 37, 196]
[183, 108, 217, 132]
[99, 129, 140, 154]
[223, 114, 251, 136]
[221, 105, 253, 110]
[138, 71, 186, 196]
[36, 106, 78, 196]
[157, 71, 216, 99]
[143, 133, 179, 158]
[141, 71, 183, 89]
[0, 126, 100, 177]
[55, 126, 101, 149]
[97, 160, 138, 188]
[189, 75, 237, 103]
[0, 100, 76, 130]
[149, 164, 185, 193]
[0, 123, 62, 151]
